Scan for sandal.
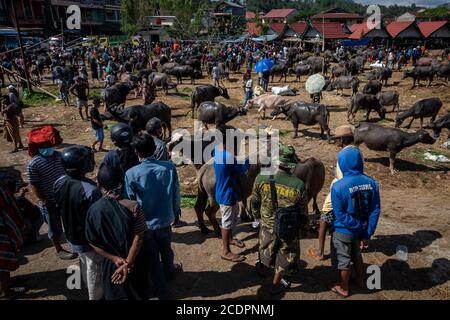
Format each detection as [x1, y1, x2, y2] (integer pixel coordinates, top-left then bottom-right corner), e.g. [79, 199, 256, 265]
[307, 248, 325, 261]
[330, 285, 349, 298]
[57, 251, 78, 260]
[221, 253, 245, 263]
[230, 238, 246, 249]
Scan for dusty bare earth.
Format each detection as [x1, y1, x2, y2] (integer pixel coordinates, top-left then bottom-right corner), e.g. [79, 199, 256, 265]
[1, 61, 450, 300]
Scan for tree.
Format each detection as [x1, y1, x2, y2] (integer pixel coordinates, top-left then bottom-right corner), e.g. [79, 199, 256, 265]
[120, 0, 158, 35]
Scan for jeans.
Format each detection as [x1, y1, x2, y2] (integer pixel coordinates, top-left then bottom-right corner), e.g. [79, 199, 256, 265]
[142, 227, 175, 298]
[79, 250, 104, 300]
[39, 204, 63, 241]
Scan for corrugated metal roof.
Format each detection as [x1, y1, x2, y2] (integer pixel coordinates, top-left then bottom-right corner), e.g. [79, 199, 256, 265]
[386, 21, 415, 38]
[289, 22, 308, 35]
[263, 9, 297, 19]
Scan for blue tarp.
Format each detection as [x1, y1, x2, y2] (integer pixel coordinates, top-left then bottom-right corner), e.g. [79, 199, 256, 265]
[341, 38, 372, 47]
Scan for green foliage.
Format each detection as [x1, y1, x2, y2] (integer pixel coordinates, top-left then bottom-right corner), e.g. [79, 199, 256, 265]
[181, 195, 197, 208]
[421, 7, 449, 19]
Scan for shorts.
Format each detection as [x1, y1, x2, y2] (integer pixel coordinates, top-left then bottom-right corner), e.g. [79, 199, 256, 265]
[94, 128, 104, 141]
[259, 226, 300, 275]
[331, 231, 363, 271]
[39, 204, 63, 241]
[219, 204, 239, 230]
[76, 98, 88, 109]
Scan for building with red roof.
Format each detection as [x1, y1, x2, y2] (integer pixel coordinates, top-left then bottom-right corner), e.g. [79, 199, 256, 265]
[263, 8, 298, 23]
[245, 11, 256, 21]
[283, 22, 309, 42]
[386, 21, 423, 39]
[348, 23, 390, 40]
[311, 8, 364, 26]
[305, 22, 350, 40]
[418, 21, 450, 39]
[246, 22, 262, 36]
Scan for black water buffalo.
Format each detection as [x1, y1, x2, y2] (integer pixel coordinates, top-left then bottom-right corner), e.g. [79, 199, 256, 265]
[183, 58, 201, 71]
[167, 133, 217, 170]
[326, 76, 359, 96]
[107, 102, 172, 139]
[403, 66, 435, 88]
[395, 98, 442, 129]
[137, 68, 153, 81]
[270, 63, 290, 83]
[376, 91, 400, 114]
[197, 102, 245, 129]
[290, 64, 311, 82]
[354, 122, 435, 174]
[348, 93, 386, 123]
[270, 102, 330, 141]
[191, 85, 230, 118]
[363, 80, 383, 95]
[331, 66, 348, 79]
[425, 112, 450, 138]
[366, 67, 392, 86]
[432, 64, 450, 83]
[167, 65, 196, 84]
[148, 72, 177, 95]
[160, 62, 179, 73]
[101, 77, 138, 110]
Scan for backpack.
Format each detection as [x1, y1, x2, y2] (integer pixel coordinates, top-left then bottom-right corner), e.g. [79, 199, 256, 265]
[269, 175, 306, 241]
[27, 125, 63, 157]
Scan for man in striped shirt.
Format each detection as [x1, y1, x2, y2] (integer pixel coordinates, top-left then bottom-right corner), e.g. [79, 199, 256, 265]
[27, 147, 77, 260]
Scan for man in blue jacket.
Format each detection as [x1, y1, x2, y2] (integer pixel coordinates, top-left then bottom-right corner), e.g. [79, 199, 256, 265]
[330, 147, 381, 297]
[214, 125, 249, 263]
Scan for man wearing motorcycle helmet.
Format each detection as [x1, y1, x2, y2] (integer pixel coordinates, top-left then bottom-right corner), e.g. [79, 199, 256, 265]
[54, 145, 103, 300]
[101, 123, 140, 177]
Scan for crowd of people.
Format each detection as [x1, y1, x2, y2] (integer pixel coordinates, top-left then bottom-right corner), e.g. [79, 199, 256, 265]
[12, 37, 449, 300]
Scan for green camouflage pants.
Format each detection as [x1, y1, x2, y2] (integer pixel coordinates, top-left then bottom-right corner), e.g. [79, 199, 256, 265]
[258, 226, 300, 276]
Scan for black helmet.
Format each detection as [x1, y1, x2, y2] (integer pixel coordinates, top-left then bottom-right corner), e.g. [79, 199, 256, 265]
[61, 145, 95, 176]
[110, 123, 132, 148]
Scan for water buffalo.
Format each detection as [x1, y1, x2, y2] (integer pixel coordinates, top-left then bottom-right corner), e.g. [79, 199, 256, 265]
[167, 65, 196, 84]
[183, 58, 201, 71]
[403, 66, 435, 89]
[348, 93, 386, 123]
[354, 122, 435, 174]
[425, 112, 450, 138]
[416, 57, 436, 66]
[270, 63, 290, 83]
[326, 76, 360, 96]
[395, 98, 442, 129]
[167, 132, 217, 169]
[366, 67, 392, 86]
[194, 157, 325, 234]
[160, 62, 179, 73]
[101, 77, 138, 111]
[197, 102, 245, 129]
[376, 91, 400, 114]
[331, 66, 348, 80]
[107, 102, 172, 139]
[362, 80, 383, 95]
[270, 102, 331, 141]
[245, 94, 288, 119]
[290, 64, 312, 82]
[191, 85, 230, 118]
[148, 72, 177, 95]
[432, 64, 450, 83]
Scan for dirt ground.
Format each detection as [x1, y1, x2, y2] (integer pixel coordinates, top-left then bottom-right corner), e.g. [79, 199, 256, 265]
[1, 61, 450, 300]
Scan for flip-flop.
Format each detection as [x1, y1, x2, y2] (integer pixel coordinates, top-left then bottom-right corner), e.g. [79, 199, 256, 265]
[221, 254, 245, 263]
[230, 238, 246, 248]
[307, 247, 325, 261]
[268, 278, 291, 295]
[330, 286, 349, 298]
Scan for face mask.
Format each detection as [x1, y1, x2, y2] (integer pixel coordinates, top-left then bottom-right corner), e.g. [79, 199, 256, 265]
[38, 147, 55, 157]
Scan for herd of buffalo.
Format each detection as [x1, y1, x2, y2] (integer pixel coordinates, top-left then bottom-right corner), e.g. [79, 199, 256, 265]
[93, 46, 450, 230]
